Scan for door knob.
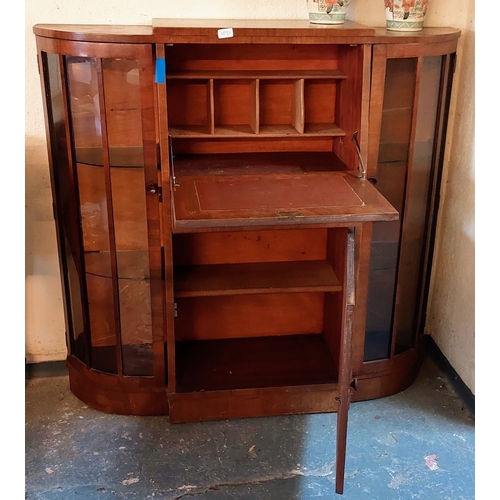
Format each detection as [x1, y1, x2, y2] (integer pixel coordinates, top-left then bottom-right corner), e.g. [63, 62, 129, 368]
[146, 183, 159, 194]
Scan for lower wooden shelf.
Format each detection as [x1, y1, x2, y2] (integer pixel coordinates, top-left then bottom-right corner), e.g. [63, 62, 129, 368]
[73, 334, 154, 376]
[93, 343, 154, 377]
[174, 260, 342, 297]
[175, 334, 338, 393]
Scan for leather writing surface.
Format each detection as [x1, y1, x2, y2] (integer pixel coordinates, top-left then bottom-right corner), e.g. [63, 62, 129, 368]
[172, 172, 399, 230]
[195, 175, 363, 211]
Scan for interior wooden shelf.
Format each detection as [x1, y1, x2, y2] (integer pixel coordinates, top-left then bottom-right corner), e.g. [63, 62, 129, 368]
[213, 124, 256, 136]
[168, 124, 345, 138]
[174, 260, 342, 298]
[84, 250, 150, 279]
[175, 334, 338, 393]
[167, 69, 347, 80]
[303, 124, 344, 135]
[74, 146, 144, 168]
[74, 334, 154, 376]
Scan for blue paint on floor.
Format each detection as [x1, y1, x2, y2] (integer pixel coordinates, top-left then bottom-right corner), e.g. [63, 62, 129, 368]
[25, 356, 474, 499]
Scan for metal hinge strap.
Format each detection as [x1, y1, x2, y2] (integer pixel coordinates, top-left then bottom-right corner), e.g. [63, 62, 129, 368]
[352, 131, 367, 180]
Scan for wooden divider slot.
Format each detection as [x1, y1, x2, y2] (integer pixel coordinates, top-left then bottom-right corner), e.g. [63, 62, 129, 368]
[166, 75, 346, 139]
[166, 79, 213, 136]
[213, 79, 255, 136]
[304, 79, 339, 135]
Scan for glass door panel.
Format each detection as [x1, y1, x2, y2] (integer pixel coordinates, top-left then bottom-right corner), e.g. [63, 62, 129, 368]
[65, 55, 156, 376]
[43, 52, 88, 364]
[66, 56, 119, 374]
[65, 57, 103, 163]
[102, 58, 154, 376]
[364, 57, 417, 361]
[364, 54, 446, 361]
[393, 56, 443, 354]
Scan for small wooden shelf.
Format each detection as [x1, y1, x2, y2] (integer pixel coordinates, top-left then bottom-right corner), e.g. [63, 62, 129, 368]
[74, 146, 144, 167]
[85, 250, 150, 279]
[169, 124, 346, 138]
[168, 125, 214, 137]
[303, 123, 344, 135]
[74, 335, 154, 376]
[175, 334, 338, 393]
[174, 260, 342, 297]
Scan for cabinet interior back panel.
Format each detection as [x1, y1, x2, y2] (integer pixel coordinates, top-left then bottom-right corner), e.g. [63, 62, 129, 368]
[174, 292, 325, 341]
[166, 44, 339, 71]
[214, 80, 253, 126]
[167, 80, 209, 126]
[173, 229, 328, 265]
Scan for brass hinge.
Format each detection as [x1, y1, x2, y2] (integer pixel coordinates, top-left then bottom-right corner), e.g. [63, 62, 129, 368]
[276, 210, 304, 219]
[174, 302, 178, 318]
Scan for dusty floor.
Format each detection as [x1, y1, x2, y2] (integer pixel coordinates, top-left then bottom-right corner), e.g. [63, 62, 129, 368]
[25, 356, 474, 499]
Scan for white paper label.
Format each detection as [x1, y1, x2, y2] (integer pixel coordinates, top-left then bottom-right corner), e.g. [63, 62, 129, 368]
[217, 28, 234, 39]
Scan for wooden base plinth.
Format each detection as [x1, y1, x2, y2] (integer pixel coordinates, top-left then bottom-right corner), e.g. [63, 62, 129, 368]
[66, 344, 424, 418]
[67, 356, 169, 416]
[168, 384, 340, 423]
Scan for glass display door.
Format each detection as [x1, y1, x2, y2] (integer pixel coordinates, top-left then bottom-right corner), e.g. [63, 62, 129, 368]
[363, 43, 456, 363]
[38, 40, 164, 383]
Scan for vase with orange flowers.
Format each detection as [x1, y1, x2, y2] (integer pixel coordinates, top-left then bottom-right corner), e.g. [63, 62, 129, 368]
[384, 0, 429, 31]
[307, 0, 351, 25]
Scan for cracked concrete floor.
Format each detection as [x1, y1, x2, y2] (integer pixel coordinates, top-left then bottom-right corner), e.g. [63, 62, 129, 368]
[25, 355, 474, 499]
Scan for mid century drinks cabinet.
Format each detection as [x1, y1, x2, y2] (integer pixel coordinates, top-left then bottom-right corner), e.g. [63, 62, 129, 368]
[34, 19, 460, 493]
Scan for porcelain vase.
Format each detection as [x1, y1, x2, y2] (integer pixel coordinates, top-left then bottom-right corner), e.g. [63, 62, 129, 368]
[385, 0, 430, 32]
[307, 0, 351, 25]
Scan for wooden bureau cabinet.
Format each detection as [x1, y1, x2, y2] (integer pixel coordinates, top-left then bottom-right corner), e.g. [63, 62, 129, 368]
[34, 19, 460, 493]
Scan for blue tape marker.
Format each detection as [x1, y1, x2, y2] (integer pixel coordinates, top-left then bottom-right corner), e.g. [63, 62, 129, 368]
[155, 58, 166, 83]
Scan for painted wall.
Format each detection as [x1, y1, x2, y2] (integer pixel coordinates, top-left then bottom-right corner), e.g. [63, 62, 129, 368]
[425, 0, 475, 395]
[25, 0, 475, 394]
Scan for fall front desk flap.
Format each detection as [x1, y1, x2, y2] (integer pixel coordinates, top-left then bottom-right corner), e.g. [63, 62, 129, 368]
[172, 172, 399, 231]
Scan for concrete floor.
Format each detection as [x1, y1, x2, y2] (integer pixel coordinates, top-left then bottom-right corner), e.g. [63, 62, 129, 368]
[25, 356, 474, 499]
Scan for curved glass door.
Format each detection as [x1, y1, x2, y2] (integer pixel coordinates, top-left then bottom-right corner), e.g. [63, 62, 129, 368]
[40, 43, 160, 379]
[65, 55, 155, 376]
[364, 50, 451, 362]
[42, 52, 88, 364]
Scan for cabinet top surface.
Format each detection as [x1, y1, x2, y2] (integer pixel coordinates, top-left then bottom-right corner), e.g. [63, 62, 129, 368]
[33, 19, 460, 45]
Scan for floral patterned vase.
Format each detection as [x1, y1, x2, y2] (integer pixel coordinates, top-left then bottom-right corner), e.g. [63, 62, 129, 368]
[385, 0, 429, 31]
[307, 0, 351, 25]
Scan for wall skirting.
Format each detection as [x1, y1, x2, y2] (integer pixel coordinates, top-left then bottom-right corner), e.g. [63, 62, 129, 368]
[424, 334, 475, 415]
